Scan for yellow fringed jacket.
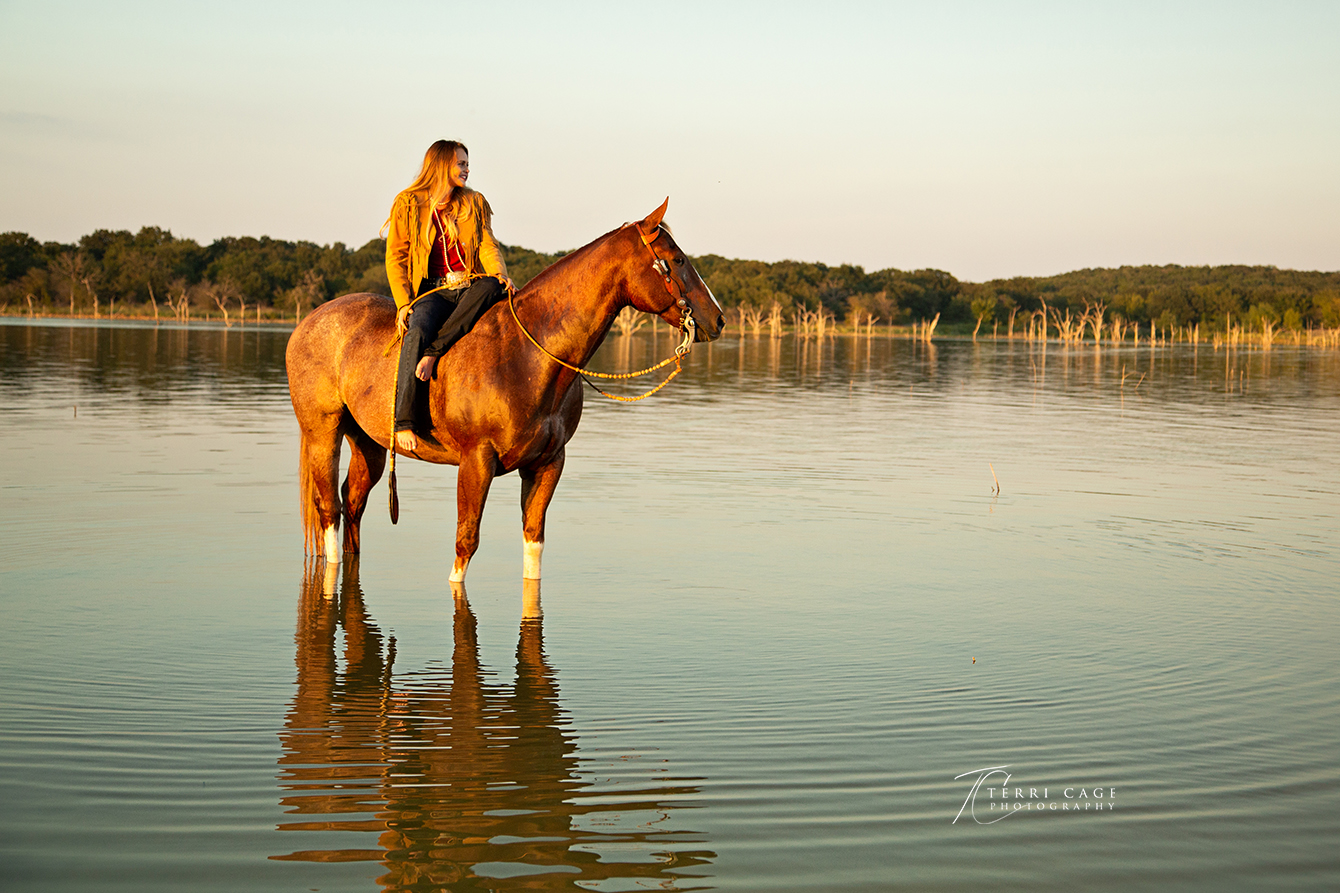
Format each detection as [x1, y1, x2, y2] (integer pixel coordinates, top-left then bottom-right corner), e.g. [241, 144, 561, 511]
[384, 187, 508, 310]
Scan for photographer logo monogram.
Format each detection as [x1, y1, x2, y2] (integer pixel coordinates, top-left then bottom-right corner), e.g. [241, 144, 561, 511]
[953, 766, 1116, 824]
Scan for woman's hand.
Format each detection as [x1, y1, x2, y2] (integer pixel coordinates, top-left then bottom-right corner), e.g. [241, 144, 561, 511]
[396, 304, 411, 334]
[499, 274, 516, 294]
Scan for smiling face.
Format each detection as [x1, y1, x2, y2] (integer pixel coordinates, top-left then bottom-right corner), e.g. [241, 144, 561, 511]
[445, 148, 469, 192]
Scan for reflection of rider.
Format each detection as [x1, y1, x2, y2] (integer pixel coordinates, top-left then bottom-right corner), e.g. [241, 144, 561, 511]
[383, 139, 515, 453]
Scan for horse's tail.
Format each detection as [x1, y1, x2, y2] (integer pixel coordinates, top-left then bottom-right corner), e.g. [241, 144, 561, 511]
[298, 433, 338, 555]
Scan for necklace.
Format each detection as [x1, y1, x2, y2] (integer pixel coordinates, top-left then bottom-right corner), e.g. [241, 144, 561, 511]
[432, 206, 451, 258]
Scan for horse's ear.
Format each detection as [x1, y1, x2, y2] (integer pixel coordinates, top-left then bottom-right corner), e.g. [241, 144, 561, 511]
[639, 197, 669, 234]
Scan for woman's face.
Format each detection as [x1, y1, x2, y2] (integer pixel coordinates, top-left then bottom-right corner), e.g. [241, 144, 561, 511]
[446, 149, 469, 191]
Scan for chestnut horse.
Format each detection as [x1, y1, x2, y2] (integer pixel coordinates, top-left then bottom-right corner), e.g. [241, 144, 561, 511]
[285, 200, 724, 582]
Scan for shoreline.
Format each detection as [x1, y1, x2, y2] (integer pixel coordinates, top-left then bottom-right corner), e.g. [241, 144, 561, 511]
[4, 311, 1336, 349]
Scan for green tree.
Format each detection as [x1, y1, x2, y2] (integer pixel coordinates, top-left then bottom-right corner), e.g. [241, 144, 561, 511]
[0, 232, 47, 282]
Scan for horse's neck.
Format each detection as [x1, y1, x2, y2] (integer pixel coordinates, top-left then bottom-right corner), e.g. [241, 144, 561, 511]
[508, 235, 631, 371]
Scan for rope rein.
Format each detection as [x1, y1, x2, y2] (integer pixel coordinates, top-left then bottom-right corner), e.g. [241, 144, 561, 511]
[508, 290, 694, 402]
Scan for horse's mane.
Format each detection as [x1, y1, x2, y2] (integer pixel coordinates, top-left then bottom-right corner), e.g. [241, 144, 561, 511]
[512, 226, 619, 297]
[513, 220, 671, 298]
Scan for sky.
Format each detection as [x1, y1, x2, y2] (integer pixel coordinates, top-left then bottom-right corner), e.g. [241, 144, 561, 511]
[1, 0, 1337, 282]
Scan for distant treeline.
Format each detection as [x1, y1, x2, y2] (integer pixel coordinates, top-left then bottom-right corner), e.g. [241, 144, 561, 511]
[3, 227, 1338, 330]
[693, 255, 1340, 332]
[0, 228, 564, 321]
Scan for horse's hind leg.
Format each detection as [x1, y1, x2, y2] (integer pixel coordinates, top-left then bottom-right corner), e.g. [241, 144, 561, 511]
[341, 424, 386, 554]
[519, 449, 565, 580]
[299, 420, 343, 562]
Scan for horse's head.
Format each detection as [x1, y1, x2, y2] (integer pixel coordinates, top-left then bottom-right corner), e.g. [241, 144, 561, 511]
[626, 199, 725, 343]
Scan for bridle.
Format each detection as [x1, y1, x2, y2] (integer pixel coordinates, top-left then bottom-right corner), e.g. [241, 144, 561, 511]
[506, 223, 700, 403]
[635, 223, 697, 345]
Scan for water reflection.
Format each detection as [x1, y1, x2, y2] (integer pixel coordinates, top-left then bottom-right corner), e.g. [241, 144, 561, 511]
[5, 319, 1340, 891]
[6, 319, 1337, 412]
[274, 561, 714, 890]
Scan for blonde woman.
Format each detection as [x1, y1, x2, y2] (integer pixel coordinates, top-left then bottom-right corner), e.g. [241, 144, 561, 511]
[383, 139, 514, 452]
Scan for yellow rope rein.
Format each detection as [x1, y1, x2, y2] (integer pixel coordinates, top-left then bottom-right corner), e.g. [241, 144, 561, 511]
[508, 290, 694, 403]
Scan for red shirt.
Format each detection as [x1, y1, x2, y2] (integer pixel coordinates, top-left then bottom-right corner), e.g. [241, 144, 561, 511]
[427, 213, 467, 277]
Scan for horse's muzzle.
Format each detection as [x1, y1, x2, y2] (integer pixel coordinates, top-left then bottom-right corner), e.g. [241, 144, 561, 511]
[697, 314, 725, 342]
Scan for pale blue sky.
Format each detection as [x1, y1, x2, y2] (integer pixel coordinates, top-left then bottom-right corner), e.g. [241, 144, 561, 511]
[2, 1, 1336, 281]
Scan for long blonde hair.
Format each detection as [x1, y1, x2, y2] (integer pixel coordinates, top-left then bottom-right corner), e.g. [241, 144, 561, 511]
[381, 139, 469, 242]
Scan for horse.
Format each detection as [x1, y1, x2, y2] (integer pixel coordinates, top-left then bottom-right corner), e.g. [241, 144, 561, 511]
[285, 199, 725, 582]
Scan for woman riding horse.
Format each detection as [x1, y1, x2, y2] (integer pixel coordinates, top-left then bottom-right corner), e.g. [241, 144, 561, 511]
[384, 139, 515, 453]
[288, 196, 724, 577]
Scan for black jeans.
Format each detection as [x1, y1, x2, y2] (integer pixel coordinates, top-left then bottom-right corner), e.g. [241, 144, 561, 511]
[394, 277, 505, 431]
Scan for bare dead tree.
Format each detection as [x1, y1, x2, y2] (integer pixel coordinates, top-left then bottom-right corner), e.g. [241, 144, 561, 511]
[740, 304, 765, 336]
[53, 252, 86, 316]
[613, 305, 646, 336]
[81, 274, 99, 319]
[767, 300, 783, 338]
[922, 312, 940, 343]
[1085, 301, 1107, 342]
[286, 270, 325, 323]
[166, 278, 190, 321]
[206, 284, 232, 327]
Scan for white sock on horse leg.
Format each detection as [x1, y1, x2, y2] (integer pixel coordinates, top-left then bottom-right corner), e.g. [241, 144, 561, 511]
[449, 557, 470, 583]
[323, 525, 339, 563]
[523, 539, 543, 580]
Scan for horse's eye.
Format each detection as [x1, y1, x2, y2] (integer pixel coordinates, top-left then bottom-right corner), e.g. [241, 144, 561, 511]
[675, 256, 685, 265]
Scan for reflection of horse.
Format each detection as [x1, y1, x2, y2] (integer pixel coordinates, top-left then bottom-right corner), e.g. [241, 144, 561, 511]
[286, 201, 724, 581]
[274, 560, 714, 890]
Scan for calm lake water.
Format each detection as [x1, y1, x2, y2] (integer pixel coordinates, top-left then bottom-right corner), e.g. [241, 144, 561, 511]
[2, 318, 1338, 891]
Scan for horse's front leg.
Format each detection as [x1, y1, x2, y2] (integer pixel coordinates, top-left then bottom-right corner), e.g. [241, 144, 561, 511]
[519, 449, 565, 580]
[451, 448, 498, 583]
